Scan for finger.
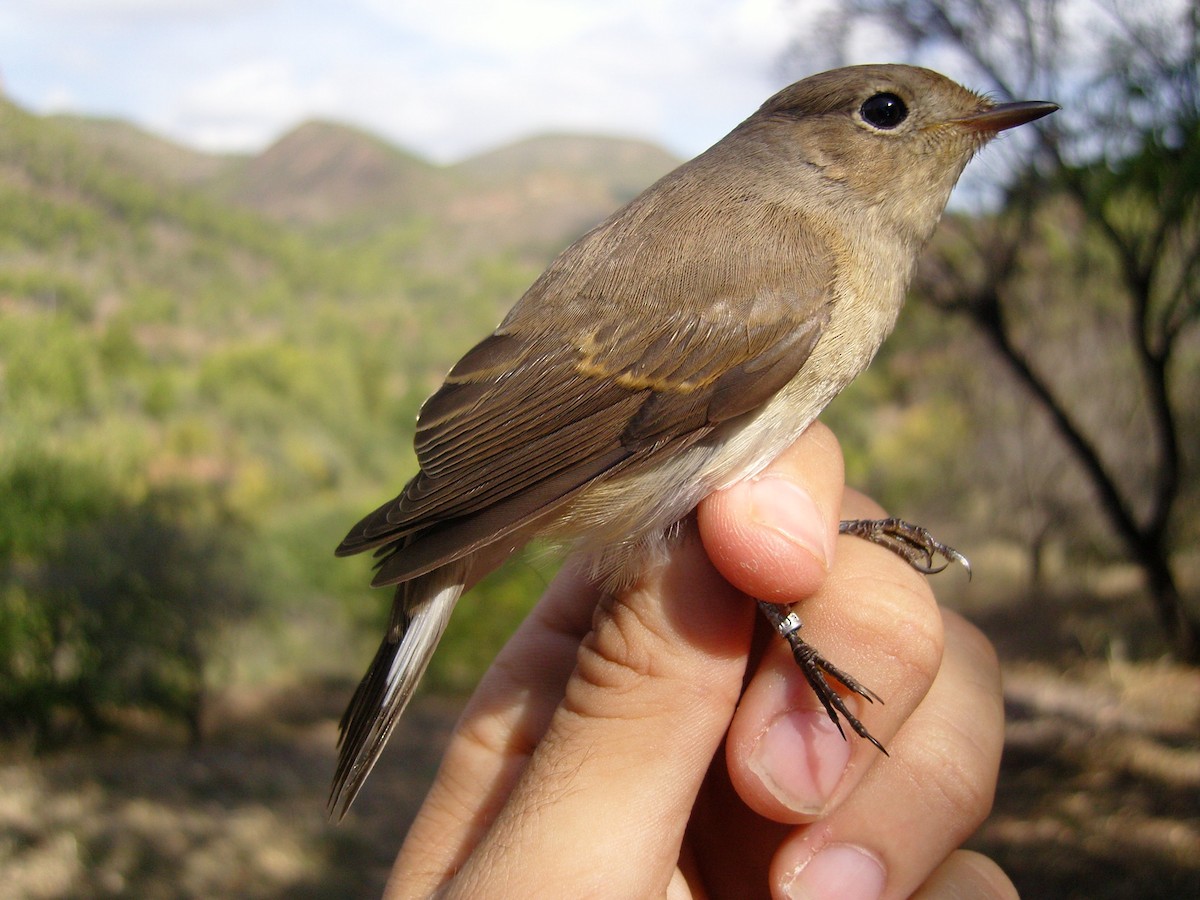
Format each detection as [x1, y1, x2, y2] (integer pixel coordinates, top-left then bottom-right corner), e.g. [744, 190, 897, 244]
[912, 850, 1019, 900]
[771, 611, 1006, 899]
[405, 524, 755, 897]
[393, 421, 850, 895]
[698, 421, 844, 602]
[724, 486, 944, 822]
[388, 559, 603, 895]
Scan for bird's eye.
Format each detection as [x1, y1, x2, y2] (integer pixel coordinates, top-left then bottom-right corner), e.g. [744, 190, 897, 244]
[860, 92, 908, 129]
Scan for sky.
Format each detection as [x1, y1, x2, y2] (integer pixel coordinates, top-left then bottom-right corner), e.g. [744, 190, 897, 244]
[0, 0, 852, 163]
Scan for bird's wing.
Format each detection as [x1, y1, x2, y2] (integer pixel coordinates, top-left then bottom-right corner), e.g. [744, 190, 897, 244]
[337, 293, 826, 582]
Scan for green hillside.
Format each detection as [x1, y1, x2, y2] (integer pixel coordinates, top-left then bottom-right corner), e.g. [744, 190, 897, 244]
[0, 97, 679, 735]
[209, 119, 447, 230]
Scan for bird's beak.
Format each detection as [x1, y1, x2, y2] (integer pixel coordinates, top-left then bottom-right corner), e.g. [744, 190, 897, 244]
[954, 100, 1059, 133]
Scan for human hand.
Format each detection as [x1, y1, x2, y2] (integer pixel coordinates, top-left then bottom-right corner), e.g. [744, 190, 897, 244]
[385, 422, 1015, 899]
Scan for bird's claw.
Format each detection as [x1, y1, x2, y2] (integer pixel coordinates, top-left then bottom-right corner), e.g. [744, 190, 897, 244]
[756, 601, 888, 755]
[838, 517, 971, 579]
[754, 525, 967, 757]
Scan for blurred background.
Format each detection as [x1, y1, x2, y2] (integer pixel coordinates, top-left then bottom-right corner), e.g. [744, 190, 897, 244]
[0, 1, 1197, 897]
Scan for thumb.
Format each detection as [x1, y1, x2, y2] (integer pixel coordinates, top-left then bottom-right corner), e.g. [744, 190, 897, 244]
[443, 524, 754, 897]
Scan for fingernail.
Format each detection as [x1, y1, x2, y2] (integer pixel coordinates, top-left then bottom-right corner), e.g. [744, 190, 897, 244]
[748, 706, 852, 814]
[748, 476, 833, 569]
[783, 844, 886, 900]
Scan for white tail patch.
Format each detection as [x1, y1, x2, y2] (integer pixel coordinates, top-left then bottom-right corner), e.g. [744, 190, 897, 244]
[329, 565, 465, 819]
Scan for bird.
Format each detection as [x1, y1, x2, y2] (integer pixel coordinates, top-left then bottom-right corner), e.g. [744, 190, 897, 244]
[329, 64, 1057, 818]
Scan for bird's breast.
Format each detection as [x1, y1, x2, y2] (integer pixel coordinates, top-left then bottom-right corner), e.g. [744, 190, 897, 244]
[557, 238, 908, 588]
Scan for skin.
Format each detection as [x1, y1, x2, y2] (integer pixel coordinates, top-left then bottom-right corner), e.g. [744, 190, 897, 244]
[383, 423, 1016, 900]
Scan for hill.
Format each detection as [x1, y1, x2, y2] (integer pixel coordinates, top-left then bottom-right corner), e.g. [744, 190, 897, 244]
[447, 133, 678, 255]
[209, 124, 679, 256]
[36, 103, 681, 259]
[210, 120, 447, 230]
[48, 113, 239, 186]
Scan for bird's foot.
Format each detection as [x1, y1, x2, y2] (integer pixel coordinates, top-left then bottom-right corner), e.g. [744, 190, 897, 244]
[755, 519, 965, 755]
[756, 600, 888, 755]
[838, 517, 971, 577]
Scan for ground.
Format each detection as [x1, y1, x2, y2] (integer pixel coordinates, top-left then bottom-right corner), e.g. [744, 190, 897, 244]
[1, 591, 1197, 899]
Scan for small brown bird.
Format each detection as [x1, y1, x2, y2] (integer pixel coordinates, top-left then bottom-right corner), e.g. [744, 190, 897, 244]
[330, 64, 1056, 817]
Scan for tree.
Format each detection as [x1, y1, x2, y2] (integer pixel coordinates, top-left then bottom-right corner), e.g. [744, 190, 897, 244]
[0, 454, 261, 745]
[785, 0, 1200, 658]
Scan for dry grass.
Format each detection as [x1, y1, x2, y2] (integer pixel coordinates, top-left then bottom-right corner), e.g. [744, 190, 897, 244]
[964, 590, 1200, 899]
[0, 684, 455, 899]
[1, 590, 1197, 899]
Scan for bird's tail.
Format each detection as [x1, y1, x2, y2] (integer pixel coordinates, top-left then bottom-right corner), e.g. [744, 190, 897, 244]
[328, 563, 465, 819]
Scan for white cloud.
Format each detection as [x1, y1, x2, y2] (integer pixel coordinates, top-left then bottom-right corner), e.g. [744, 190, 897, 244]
[159, 59, 335, 151]
[335, 0, 801, 160]
[31, 0, 262, 17]
[363, 0, 611, 55]
[1, 0, 805, 161]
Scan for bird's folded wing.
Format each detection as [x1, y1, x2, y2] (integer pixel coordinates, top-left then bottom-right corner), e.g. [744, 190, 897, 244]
[336, 294, 826, 585]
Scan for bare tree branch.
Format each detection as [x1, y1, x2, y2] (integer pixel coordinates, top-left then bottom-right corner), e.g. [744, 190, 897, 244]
[785, 0, 1200, 658]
